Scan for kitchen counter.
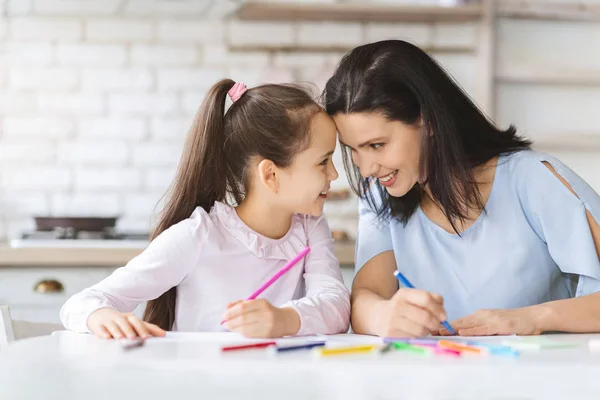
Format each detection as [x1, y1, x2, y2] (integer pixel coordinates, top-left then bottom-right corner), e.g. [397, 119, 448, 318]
[0, 240, 356, 267]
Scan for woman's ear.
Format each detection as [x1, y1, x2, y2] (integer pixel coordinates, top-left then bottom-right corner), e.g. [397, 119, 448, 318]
[257, 159, 279, 194]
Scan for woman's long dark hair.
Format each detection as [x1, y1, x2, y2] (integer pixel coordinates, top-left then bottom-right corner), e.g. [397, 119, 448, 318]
[143, 79, 320, 330]
[323, 40, 531, 232]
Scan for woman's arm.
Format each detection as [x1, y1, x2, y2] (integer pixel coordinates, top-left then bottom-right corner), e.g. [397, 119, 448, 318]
[352, 251, 448, 337]
[350, 251, 398, 335]
[447, 161, 600, 336]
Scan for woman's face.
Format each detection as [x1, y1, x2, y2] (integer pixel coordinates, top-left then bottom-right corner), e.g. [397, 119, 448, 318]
[333, 112, 422, 198]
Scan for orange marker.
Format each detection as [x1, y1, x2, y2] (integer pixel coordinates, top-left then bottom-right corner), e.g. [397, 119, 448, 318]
[438, 340, 483, 354]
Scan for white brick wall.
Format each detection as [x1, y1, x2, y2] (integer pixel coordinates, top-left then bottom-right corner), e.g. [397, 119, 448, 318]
[9, 68, 78, 90]
[9, 18, 82, 41]
[32, 0, 121, 16]
[297, 23, 363, 47]
[0, 141, 56, 164]
[82, 69, 153, 91]
[1, 0, 599, 245]
[150, 118, 192, 140]
[1, 167, 71, 190]
[51, 193, 121, 216]
[79, 118, 146, 140]
[56, 44, 127, 66]
[157, 68, 223, 91]
[132, 143, 182, 167]
[57, 141, 130, 165]
[85, 19, 154, 42]
[130, 45, 199, 66]
[0, 43, 53, 65]
[3, 117, 74, 139]
[38, 93, 104, 114]
[108, 93, 178, 116]
[74, 168, 142, 191]
[1, 192, 49, 216]
[229, 22, 295, 47]
[157, 21, 223, 43]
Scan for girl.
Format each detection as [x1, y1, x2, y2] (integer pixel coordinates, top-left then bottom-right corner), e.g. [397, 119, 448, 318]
[323, 40, 600, 338]
[61, 80, 350, 339]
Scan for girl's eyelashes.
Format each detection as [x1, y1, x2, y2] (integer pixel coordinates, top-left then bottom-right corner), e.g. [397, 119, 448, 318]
[319, 157, 329, 166]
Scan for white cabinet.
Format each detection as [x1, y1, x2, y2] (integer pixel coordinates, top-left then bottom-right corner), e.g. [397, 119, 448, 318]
[1, 265, 355, 324]
[0, 267, 113, 324]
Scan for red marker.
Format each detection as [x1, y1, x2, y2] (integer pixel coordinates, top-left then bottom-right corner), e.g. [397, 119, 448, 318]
[221, 341, 277, 352]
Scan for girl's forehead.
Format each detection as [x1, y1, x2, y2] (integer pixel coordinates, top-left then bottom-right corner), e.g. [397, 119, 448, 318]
[306, 112, 337, 150]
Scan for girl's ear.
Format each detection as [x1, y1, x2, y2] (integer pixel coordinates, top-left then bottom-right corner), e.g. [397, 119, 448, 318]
[257, 159, 279, 194]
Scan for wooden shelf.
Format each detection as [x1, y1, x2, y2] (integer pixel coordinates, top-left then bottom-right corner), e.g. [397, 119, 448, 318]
[496, 65, 600, 86]
[529, 133, 600, 152]
[235, 2, 484, 23]
[229, 44, 476, 54]
[0, 240, 357, 266]
[498, 1, 600, 22]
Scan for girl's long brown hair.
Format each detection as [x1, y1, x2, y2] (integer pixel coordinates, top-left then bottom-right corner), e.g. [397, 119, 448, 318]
[143, 79, 320, 330]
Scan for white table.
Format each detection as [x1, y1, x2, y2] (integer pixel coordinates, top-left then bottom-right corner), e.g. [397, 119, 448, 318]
[1, 332, 600, 400]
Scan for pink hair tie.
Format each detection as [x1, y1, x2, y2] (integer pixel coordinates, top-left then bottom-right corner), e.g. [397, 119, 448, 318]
[228, 82, 247, 103]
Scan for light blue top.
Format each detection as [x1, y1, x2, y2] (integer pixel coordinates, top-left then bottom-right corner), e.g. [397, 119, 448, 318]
[355, 150, 600, 321]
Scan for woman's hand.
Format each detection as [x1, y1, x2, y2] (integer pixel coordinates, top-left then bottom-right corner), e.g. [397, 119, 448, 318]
[374, 288, 448, 338]
[439, 307, 542, 336]
[87, 307, 166, 339]
[223, 299, 300, 338]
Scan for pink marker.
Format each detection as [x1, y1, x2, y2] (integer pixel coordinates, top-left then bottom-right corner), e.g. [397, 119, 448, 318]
[221, 247, 311, 325]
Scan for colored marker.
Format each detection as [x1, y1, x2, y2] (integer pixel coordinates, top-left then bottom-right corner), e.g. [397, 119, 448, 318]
[393, 271, 456, 335]
[467, 341, 520, 356]
[221, 247, 311, 324]
[275, 341, 326, 353]
[379, 343, 394, 354]
[221, 341, 276, 352]
[384, 338, 462, 356]
[391, 342, 429, 355]
[316, 345, 378, 357]
[438, 340, 482, 354]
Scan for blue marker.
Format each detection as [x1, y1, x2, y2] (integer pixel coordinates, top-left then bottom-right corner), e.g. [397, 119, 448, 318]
[393, 270, 456, 336]
[275, 341, 326, 353]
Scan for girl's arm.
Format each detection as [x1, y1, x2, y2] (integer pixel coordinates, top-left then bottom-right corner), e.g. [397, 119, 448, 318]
[281, 215, 351, 335]
[60, 209, 208, 333]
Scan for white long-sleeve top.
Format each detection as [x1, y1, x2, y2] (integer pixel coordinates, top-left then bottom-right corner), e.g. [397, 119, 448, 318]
[60, 202, 350, 335]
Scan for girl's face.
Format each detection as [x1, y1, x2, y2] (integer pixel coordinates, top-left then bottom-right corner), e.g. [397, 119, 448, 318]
[277, 111, 339, 217]
[333, 112, 422, 198]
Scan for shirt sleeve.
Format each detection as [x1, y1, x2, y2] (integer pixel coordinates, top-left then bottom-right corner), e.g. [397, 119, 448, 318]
[518, 152, 600, 297]
[355, 191, 394, 274]
[60, 208, 209, 333]
[282, 215, 351, 336]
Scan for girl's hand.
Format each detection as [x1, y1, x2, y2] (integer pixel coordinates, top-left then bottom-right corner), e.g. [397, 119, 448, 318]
[222, 299, 300, 338]
[87, 307, 166, 339]
[375, 288, 448, 338]
[439, 308, 542, 336]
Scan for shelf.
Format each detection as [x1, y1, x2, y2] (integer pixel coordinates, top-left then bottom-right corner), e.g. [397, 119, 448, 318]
[497, 1, 600, 22]
[228, 44, 476, 54]
[496, 65, 600, 86]
[235, 2, 484, 23]
[528, 133, 600, 152]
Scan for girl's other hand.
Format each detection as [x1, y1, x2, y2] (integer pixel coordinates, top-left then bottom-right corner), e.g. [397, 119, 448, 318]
[87, 307, 166, 339]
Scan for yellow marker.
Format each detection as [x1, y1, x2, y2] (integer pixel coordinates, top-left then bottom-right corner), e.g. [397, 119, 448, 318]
[317, 345, 378, 357]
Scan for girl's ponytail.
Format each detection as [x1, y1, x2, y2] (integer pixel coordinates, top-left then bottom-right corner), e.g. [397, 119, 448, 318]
[143, 79, 235, 330]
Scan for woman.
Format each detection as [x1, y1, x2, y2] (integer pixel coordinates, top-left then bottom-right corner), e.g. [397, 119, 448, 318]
[323, 40, 600, 338]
